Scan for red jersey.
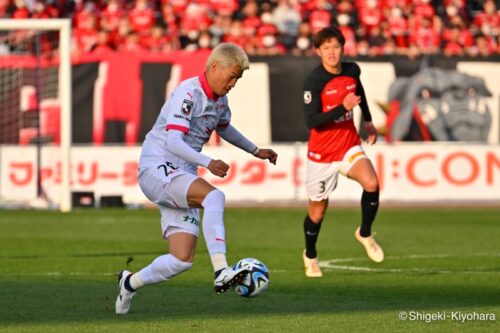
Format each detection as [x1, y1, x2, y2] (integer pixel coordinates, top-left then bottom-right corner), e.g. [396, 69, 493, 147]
[303, 62, 372, 163]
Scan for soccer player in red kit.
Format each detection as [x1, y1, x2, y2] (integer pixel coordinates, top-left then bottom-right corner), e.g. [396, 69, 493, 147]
[302, 27, 384, 278]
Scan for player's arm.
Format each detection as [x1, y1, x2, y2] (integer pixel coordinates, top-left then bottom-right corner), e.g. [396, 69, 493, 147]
[218, 125, 277, 165]
[356, 77, 372, 122]
[303, 77, 348, 129]
[164, 91, 229, 177]
[166, 130, 229, 177]
[356, 74, 378, 144]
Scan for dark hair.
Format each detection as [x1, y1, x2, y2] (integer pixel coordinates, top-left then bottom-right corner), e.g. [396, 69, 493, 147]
[312, 26, 346, 48]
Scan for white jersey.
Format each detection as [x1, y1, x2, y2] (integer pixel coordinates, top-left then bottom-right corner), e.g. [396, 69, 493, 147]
[140, 74, 231, 174]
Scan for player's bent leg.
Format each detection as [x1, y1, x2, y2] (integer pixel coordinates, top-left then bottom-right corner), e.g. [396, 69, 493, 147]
[185, 181, 249, 293]
[199, 189, 249, 292]
[347, 158, 383, 261]
[115, 232, 195, 315]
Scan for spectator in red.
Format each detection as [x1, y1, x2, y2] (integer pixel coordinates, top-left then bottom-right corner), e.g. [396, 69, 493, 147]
[31, 1, 47, 18]
[12, 0, 30, 18]
[73, 13, 99, 54]
[101, 0, 126, 33]
[180, 2, 212, 33]
[442, 15, 473, 48]
[307, 0, 334, 34]
[443, 26, 466, 56]
[387, 6, 409, 47]
[128, 0, 156, 35]
[141, 25, 175, 52]
[0, 0, 12, 18]
[160, 3, 180, 37]
[109, 16, 132, 51]
[162, 0, 188, 14]
[410, 0, 436, 31]
[209, 0, 238, 16]
[223, 18, 256, 55]
[117, 31, 145, 52]
[358, 0, 383, 35]
[467, 33, 497, 57]
[74, 2, 97, 30]
[381, 0, 411, 15]
[444, 0, 469, 22]
[473, 0, 500, 39]
[254, 23, 287, 55]
[90, 29, 115, 54]
[408, 16, 440, 53]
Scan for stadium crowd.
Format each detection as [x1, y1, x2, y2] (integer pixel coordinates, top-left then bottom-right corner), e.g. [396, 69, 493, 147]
[1, 0, 500, 57]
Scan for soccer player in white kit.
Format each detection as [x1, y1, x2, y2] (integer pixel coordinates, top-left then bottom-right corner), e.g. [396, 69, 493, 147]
[115, 43, 278, 314]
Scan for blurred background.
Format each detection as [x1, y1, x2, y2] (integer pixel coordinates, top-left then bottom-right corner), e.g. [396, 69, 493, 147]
[0, 0, 499, 209]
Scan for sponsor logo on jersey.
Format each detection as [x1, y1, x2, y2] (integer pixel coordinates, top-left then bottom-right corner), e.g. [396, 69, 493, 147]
[325, 89, 337, 95]
[346, 84, 356, 91]
[304, 91, 312, 104]
[308, 151, 321, 160]
[181, 99, 193, 115]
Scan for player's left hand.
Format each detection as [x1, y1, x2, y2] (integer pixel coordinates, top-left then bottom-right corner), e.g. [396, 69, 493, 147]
[255, 149, 278, 165]
[364, 121, 378, 144]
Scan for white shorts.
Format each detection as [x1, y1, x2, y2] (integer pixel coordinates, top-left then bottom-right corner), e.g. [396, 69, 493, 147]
[305, 145, 367, 201]
[138, 163, 200, 239]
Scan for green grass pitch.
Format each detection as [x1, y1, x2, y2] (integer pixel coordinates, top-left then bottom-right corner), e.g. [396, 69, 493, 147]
[0, 207, 499, 333]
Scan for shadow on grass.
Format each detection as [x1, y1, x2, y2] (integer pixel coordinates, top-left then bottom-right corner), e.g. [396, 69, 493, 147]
[1, 275, 499, 325]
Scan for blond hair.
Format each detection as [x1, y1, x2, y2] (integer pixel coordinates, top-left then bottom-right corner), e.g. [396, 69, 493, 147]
[206, 43, 250, 71]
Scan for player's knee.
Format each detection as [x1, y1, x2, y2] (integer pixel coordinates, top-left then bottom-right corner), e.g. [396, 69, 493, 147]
[172, 251, 196, 263]
[363, 178, 379, 192]
[170, 254, 193, 274]
[308, 211, 325, 223]
[202, 189, 225, 211]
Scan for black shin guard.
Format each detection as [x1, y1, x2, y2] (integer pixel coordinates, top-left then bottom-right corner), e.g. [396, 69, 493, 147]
[360, 190, 379, 237]
[304, 215, 322, 258]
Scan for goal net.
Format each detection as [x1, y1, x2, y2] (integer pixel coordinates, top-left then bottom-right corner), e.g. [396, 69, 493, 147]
[0, 19, 72, 212]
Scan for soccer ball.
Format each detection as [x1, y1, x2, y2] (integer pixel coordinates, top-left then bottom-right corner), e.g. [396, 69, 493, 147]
[233, 258, 270, 297]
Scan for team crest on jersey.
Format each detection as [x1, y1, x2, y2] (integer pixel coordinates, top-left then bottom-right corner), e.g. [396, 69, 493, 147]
[304, 91, 312, 104]
[181, 99, 193, 115]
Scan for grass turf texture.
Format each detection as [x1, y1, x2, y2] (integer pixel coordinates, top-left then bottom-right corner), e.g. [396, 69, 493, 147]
[0, 208, 498, 333]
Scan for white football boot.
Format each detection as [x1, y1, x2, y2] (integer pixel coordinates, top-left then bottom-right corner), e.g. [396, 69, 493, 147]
[214, 266, 249, 293]
[355, 227, 384, 263]
[303, 250, 323, 278]
[115, 270, 136, 314]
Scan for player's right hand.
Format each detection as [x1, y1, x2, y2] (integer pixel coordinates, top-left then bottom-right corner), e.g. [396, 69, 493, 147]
[208, 159, 230, 178]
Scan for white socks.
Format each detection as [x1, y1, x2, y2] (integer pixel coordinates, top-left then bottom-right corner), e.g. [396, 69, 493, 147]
[202, 189, 228, 271]
[129, 189, 228, 291]
[133, 253, 192, 288]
